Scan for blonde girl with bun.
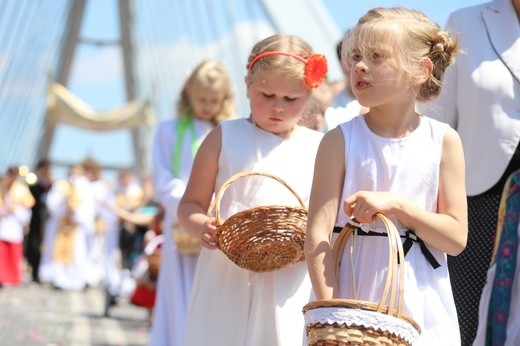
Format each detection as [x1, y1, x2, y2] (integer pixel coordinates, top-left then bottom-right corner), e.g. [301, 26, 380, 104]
[305, 7, 467, 345]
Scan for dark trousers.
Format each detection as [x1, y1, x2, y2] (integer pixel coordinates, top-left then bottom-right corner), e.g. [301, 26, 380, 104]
[448, 194, 501, 345]
[24, 231, 43, 282]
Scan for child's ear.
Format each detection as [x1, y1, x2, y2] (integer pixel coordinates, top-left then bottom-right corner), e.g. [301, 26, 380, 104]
[414, 57, 433, 85]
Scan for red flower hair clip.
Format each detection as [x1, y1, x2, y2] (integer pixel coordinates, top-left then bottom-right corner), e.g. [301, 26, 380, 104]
[304, 54, 328, 89]
[248, 51, 328, 89]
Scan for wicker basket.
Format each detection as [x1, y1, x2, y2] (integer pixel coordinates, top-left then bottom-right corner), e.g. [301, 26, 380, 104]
[214, 171, 307, 272]
[171, 224, 201, 255]
[303, 214, 421, 346]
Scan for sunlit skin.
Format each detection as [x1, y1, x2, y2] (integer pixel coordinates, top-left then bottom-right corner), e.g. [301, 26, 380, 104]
[305, 45, 467, 300]
[177, 69, 313, 249]
[347, 49, 421, 138]
[0, 173, 17, 214]
[187, 83, 227, 121]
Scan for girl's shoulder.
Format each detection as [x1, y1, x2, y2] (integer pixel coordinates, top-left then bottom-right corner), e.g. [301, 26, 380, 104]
[336, 114, 363, 134]
[420, 115, 451, 133]
[220, 117, 250, 132]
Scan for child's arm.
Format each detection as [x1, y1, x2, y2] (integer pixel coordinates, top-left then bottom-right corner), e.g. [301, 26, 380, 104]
[400, 127, 467, 255]
[344, 127, 468, 256]
[177, 126, 221, 249]
[305, 127, 346, 300]
[103, 200, 155, 226]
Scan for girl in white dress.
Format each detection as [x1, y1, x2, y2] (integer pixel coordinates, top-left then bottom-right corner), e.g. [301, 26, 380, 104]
[305, 7, 467, 345]
[177, 34, 327, 346]
[0, 167, 34, 286]
[149, 59, 235, 346]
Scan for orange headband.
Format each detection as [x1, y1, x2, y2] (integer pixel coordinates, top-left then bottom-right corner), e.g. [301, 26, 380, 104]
[247, 50, 328, 89]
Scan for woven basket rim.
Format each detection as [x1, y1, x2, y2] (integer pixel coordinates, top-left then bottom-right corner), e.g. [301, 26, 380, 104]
[214, 171, 306, 222]
[219, 204, 307, 221]
[303, 298, 421, 333]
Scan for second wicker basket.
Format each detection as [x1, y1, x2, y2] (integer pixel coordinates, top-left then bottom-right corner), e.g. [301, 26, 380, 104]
[214, 171, 307, 272]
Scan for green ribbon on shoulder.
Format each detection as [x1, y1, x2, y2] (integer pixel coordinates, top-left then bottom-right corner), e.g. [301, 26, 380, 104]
[172, 114, 201, 178]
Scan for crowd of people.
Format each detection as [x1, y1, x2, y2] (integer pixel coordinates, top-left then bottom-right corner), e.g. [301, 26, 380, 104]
[0, 157, 162, 319]
[0, 1, 519, 345]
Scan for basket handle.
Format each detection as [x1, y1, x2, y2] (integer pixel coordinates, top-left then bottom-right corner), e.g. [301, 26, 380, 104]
[332, 221, 355, 284]
[376, 214, 405, 318]
[213, 171, 306, 223]
[332, 213, 406, 318]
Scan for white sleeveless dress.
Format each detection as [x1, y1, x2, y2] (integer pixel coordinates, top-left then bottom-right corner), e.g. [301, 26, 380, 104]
[184, 118, 323, 346]
[335, 115, 460, 345]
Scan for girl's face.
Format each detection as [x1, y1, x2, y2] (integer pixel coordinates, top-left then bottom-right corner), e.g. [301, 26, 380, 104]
[347, 47, 410, 108]
[188, 83, 227, 121]
[246, 69, 311, 137]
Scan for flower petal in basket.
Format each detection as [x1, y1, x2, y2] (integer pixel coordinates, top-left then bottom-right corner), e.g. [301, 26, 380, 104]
[214, 171, 308, 272]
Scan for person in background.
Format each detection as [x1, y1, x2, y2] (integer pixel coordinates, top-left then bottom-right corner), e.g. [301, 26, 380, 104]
[114, 169, 145, 270]
[298, 83, 331, 132]
[177, 34, 326, 345]
[133, 174, 155, 260]
[82, 158, 117, 291]
[150, 59, 235, 346]
[305, 7, 466, 344]
[420, 1, 520, 344]
[39, 163, 95, 291]
[0, 166, 35, 287]
[26, 159, 53, 283]
[102, 198, 163, 319]
[473, 169, 520, 345]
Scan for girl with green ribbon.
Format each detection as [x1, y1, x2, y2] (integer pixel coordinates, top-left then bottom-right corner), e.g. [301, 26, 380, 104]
[149, 59, 235, 346]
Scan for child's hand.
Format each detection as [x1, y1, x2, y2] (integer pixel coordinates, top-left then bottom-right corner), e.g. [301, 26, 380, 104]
[200, 217, 218, 249]
[343, 191, 397, 223]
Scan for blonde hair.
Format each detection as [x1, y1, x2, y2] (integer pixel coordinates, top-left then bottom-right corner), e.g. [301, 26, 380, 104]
[177, 59, 235, 125]
[344, 7, 460, 102]
[247, 34, 314, 82]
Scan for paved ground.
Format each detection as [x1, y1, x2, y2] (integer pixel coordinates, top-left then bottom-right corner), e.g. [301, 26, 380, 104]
[0, 278, 151, 346]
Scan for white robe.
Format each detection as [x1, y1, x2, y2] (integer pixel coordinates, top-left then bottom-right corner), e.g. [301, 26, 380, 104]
[40, 175, 96, 291]
[149, 117, 213, 346]
[90, 179, 120, 293]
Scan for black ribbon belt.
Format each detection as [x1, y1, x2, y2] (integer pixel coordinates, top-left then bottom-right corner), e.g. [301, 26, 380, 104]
[333, 226, 440, 269]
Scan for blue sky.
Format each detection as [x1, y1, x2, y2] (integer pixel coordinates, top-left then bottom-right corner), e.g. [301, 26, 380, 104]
[48, 0, 486, 182]
[323, 0, 484, 31]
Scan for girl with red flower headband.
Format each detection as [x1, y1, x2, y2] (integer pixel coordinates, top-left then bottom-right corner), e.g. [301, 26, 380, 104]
[178, 34, 327, 345]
